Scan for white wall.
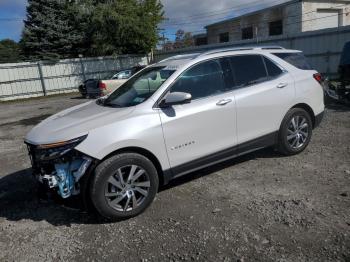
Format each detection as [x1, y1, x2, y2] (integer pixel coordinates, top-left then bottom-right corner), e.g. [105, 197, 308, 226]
[0, 55, 148, 101]
[302, 0, 350, 31]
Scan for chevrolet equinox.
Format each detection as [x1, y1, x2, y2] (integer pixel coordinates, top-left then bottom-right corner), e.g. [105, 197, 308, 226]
[25, 46, 325, 220]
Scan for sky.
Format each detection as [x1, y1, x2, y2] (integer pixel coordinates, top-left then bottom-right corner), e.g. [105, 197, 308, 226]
[0, 0, 289, 42]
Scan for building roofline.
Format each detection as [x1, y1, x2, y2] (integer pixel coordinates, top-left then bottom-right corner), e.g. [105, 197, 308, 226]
[205, 0, 300, 29]
[192, 33, 207, 38]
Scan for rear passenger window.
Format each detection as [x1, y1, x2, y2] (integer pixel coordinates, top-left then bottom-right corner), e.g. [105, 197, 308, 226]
[230, 55, 267, 88]
[273, 52, 313, 70]
[170, 59, 226, 100]
[263, 57, 283, 78]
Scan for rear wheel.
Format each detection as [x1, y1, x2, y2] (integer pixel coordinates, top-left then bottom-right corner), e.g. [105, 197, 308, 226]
[277, 108, 313, 155]
[90, 153, 159, 220]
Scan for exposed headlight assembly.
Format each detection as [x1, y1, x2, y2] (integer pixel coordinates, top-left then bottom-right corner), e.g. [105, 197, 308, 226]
[33, 135, 87, 161]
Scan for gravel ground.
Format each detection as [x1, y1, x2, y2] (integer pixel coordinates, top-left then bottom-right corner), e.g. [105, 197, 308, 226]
[0, 94, 349, 262]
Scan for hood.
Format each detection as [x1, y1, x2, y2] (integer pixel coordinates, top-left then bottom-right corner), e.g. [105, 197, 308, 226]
[25, 100, 134, 145]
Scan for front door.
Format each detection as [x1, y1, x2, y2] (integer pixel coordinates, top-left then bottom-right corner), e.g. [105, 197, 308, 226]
[157, 59, 237, 174]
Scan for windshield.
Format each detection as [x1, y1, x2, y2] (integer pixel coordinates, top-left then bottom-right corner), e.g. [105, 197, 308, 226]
[101, 66, 175, 107]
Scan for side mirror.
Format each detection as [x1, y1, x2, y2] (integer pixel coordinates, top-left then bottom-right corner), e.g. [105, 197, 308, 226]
[160, 92, 192, 107]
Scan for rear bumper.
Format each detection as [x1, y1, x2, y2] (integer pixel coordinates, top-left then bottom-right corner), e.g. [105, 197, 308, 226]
[314, 111, 324, 128]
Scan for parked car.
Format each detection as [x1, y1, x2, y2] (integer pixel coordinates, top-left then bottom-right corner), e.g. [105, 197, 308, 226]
[78, 66, 145, 98]
[99, 66, 145, 95]
[324, 41, 350, 103]
[25, 46, 324, 220]
[78, 78, 99, 98]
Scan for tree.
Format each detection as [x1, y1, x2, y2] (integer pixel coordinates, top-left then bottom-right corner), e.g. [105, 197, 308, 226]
[173, 29, 194, 49]
[88, 0, 164, 56]
[0, 39, 21, 63]
[21, 0, 79, 60]
[20, 0, 164, 59]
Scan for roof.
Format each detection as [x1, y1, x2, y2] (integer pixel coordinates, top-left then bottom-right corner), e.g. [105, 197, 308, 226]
[192, 33, 207, 39]
[205, 0, 299, 28]
[154, 45, 292, 69]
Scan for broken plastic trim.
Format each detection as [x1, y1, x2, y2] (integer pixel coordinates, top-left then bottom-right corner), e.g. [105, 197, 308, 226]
[52, 156, 92, 198]
[27, 135, 88, 162]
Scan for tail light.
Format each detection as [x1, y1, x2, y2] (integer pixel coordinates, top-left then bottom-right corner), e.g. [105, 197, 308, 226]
[313, 73, 323, 85]
[99, 82, 106, 90]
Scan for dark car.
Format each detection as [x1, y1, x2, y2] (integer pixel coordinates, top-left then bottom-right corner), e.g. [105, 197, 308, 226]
[78, 79, 100, 98]
[324, 41, 350, 103]
[339, 41, 350, 84]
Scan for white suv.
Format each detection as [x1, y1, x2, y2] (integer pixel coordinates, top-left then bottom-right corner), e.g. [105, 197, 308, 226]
[25, 46, 324, 220]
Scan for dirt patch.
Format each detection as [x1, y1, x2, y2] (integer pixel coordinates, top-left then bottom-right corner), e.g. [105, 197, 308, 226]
[0, 114, 51, 127]
[247, 198, 316, 228]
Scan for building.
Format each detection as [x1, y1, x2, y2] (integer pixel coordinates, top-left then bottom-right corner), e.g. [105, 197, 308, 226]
[193, 33, 208, 46]
[205, 0, 350, 44]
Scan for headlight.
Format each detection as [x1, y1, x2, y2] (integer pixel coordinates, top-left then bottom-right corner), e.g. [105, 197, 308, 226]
[33, 135, 87, 161]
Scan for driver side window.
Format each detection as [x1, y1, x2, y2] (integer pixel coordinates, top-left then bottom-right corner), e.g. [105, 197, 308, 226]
[170, 59, 226, 100]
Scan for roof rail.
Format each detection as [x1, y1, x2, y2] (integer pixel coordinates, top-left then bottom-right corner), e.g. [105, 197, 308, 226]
[199, 45, 284, 57]
[159, 53, 201, 63]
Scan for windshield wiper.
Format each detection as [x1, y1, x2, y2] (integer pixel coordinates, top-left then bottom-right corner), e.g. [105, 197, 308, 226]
[103, 101, 122, 108]
[96, 98, 122, 108]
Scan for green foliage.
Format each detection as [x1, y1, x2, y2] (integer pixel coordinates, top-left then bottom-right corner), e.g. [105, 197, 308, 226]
[0, 39, 21, 63]
[20, 0, 164, 59]
[88, 0, 164, 56]
[21, 0, 79, 60]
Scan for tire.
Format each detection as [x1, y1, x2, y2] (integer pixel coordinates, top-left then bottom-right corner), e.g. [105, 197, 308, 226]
[90, 153, 159, 220]
[277, 108, 313, 156]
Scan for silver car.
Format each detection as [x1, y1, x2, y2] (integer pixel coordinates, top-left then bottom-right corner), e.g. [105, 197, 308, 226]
[25, 46, 325, 220]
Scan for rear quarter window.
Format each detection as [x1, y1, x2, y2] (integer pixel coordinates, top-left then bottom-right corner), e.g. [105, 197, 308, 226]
[273, 52, 313, 70]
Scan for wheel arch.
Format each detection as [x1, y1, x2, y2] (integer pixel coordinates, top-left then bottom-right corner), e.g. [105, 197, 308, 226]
[100, 146, 166, 186]
[291, 103, 316, 128]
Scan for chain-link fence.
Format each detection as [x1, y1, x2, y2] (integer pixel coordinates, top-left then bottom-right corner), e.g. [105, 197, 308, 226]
[0, 55, 148, 101]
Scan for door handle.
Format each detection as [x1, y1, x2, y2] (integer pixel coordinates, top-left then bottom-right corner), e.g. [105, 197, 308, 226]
[216, 99, 232, 106]
[276, 83, 288, 88]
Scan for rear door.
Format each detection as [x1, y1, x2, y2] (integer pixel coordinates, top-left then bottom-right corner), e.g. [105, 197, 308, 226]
[231, 54, 295, 144]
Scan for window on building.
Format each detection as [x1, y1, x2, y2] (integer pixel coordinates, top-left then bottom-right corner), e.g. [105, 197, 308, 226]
[269, 20, 283, 36]
[195, 37, 208, 46]
[219, 32, 229, 43]
[242, 27, 253, 40]
[170, 59, 226, 100]
[313, 9, 341, 30]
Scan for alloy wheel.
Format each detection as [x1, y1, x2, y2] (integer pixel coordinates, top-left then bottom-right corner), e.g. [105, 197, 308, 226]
[105, 165, 151, 212]
[287, 115, 309, 149]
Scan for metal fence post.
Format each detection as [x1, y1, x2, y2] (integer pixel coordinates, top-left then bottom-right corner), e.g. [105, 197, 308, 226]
[119, 56, 124, 70]
[79, 56, 86, 82]
[37, 62, 46, 96]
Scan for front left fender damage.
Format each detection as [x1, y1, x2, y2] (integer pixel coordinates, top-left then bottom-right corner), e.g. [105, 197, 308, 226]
[26, 142, 95, 199]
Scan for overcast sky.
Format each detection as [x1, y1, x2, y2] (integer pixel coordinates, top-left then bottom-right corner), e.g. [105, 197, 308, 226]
[0, 0, 289, 42]
[160, 0, 288, 40]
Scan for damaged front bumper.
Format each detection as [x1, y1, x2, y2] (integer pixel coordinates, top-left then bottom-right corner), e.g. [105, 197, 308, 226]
[25, 137, 94, 199]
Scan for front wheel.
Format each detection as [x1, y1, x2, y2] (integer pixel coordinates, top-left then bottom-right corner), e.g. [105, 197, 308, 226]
[90, 153, 159, 220]
[277, 108, 313, 156]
